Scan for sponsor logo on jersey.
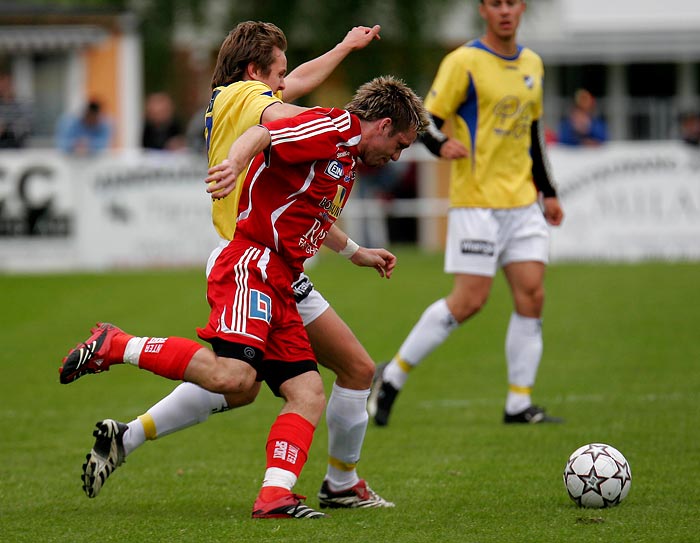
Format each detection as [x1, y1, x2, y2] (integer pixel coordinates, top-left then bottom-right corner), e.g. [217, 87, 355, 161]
[319, 185, 347, 220]
[460, 239, 495, 256]
[299, 218, 327, 255]
[494, 96, 520, 122]
[493, 96, 532, 139]
[336, 150, 350, 158]
[325, 160, 344, 180]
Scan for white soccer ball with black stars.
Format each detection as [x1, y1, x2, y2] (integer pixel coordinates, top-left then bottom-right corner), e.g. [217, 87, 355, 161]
[563, 443, 632, 508]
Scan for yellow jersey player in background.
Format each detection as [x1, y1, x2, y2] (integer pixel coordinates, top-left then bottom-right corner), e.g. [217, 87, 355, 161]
[369, 0, 565, 426]
[81, 21, 397, 510]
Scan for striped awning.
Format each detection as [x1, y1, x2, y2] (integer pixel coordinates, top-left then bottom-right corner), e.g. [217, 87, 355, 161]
[0, 25, 108, 52]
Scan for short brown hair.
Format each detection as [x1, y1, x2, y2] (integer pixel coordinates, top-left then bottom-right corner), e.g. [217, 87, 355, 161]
[345, 76, 429, 135]
[211, 21, 287, 89]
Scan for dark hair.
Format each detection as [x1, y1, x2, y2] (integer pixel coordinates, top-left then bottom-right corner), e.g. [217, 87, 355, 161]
[345, 76, 429, 135]
[211, 21, 287, 89]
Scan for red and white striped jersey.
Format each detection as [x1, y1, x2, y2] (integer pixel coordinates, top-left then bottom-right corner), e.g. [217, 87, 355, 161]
[235, 107, 361, 275]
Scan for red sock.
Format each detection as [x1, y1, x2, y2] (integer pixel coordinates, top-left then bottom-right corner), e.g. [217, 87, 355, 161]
[110, 332, 131, 361]
[136, 336, 202, 380]
[265, 413, 315, 478]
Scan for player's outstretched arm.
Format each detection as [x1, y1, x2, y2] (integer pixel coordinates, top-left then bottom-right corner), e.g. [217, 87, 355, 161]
[260, 102, 307, 124]
[204, 125, 271, 199]
[283, 25, 381, 102]
[324, 224, 396, 279]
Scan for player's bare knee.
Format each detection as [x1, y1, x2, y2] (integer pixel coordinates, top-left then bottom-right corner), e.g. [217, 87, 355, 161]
[280, 372, 326, 422]
[451, 299, 484, 322]
[224, 387, 258, 408]
[303, 387, 327, 420]
[347, 356, 375, 389]
[204, 364, 256, 395]
[515, 286, 545, 315]
[328, 349, 375, 389]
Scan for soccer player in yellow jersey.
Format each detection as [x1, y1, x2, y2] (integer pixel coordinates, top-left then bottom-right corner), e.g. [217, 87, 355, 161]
[369, 0, 565, 426]
[80, 22, 395, 509]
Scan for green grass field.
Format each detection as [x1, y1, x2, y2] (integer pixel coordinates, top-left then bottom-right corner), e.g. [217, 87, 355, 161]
[1, 247, 698, 542]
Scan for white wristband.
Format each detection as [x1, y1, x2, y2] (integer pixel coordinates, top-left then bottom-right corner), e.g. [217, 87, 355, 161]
[339, 238, 360, 259]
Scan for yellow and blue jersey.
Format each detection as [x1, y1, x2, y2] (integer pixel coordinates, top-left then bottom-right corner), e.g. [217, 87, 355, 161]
[205, 80, 283, 240]
[425, 39, 544, 209]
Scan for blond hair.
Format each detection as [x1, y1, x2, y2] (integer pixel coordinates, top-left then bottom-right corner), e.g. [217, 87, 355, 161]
[345, 76, 429, 135]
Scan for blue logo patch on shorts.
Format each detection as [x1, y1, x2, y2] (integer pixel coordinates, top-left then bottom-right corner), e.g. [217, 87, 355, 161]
[249, 290, 272, 323]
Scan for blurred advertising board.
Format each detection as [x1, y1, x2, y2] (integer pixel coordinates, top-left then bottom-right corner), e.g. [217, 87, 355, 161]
[548, 142, 700, 261]
[0, 150, 218, 272]
[1, 142, 698, 273]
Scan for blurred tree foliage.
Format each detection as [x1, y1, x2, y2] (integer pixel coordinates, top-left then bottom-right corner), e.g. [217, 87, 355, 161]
[30, 0, 203, 95]
[225, 0, 461, 98]
[30, 0, 479, 100]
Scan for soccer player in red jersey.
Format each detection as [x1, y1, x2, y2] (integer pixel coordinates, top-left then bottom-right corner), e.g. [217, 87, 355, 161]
[60, 76, 428, 518]
[71, 22, 400, 510]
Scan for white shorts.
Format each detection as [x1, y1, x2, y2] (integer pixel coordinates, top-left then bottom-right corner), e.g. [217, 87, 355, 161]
[444, 203, 550, 277]
[296, 285, 330, 326]
[207, 241, 329, 328]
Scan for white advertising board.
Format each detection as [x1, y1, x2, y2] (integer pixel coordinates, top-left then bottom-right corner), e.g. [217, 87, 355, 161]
[1, 143, 698, 273]
[548, 142, 700, 262]
[0, 150, 218, 272]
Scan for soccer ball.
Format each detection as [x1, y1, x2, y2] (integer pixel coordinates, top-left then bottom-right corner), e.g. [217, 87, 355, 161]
[563, 443, 632, 508]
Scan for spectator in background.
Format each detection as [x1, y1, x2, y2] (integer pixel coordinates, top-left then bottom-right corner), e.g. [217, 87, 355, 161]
[142, 92, 185, 150]
[0, 73, 32, 148]
[55, 100, 112, 155]
[558, 88, 607, 146]
[679, 111, 700, 146]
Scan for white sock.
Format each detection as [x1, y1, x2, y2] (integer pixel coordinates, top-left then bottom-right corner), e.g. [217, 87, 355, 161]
[324, 383, 369, 490]
[121, 420, 145, 456]
[123, 337, 149, 366]
[262, 467, 297, 491]
[384, 298, 459, 390]
[504, 312, 543, 414]
[121, 383, 228, 456]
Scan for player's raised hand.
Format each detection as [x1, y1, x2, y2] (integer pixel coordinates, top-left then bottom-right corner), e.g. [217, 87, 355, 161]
[350, 246, 397, 279]
[205, 159, 241, 199]
[341, 25, 381, 51]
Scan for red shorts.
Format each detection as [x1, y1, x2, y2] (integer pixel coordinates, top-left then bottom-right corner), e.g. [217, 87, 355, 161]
[197, 241, 315, 363]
